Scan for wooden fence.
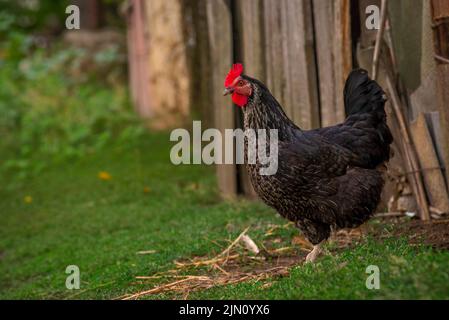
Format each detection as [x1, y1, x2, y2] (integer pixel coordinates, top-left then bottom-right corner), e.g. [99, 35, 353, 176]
[206, 0, 353, 197]
[125, 0, 449, 218]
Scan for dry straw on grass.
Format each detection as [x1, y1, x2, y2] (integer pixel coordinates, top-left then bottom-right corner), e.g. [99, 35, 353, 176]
[117, 224, 369, 300]
[118, 226, 298, 300]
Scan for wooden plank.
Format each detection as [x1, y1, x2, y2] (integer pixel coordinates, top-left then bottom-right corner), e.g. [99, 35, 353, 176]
[237, 0, 320, 196]
[125, 1, 137, 111]
[410, 113, 449, 213]
[236, 0, 264, 198]
[144, 0, 191, 128]
[281, 0, 293, 119]
[436, 65, 449, 186]
[263, 0, 285, 114]
[431, 0, 449, 21]
[206, 0, 237, 198]
[236, 0, 265, 81]
[263, 0, 319, 130]
[409, 71, 438, 120]
[180, 0, 213, 128]
[431, 0, 449, 186]
[333, 0, 352, 123]
[313, 0, 351, 126]
[313, 0, 337, 127]
[288, 0, 320, 128]
[386, 77, 431, 220]
[126, 0, 152, 118]
[358, 0, 381, 48]
[425, 112, 446, 175]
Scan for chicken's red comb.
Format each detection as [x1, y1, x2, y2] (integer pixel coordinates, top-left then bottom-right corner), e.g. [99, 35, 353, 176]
[224, 63, 243, 87]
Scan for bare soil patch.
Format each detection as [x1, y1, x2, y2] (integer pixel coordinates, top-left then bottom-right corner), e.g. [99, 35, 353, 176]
[374, 217, 449, 250]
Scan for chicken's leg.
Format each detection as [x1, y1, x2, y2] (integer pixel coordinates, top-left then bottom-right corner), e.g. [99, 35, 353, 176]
[305, 242, 324, 263]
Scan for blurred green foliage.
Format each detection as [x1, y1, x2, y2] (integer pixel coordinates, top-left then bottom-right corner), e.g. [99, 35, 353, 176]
[0, 0, 69, 35]
[0, 1, 144, 184]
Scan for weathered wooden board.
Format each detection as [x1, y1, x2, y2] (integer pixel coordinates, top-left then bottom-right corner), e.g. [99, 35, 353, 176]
[263, 0, 286, 113]
[126, 0, 152, 118]
[409, 72, 439, 120]
[410, 113, 449, 213]
[144, 0, 192, 128]
[236, 0, 265, 81]
[206, 0, 237, 198]
[263, 0, 319, 130]
[431, 0, 449, 22]
[237, 0, 321, 197]
[236, 0, 264, 198]
[313, 0, 352, 127]
[431, 0, 449, 186]
[333, 0, 353, 123]
[313, 0, 337, 127]
[358, 0, 381, 48]
[424, 112, 446, 177]
[436, 65, 449, 187]
[180, 0, 213, 128]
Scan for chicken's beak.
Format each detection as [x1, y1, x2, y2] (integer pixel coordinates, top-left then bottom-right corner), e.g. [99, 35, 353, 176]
[223, 87, 234, 96]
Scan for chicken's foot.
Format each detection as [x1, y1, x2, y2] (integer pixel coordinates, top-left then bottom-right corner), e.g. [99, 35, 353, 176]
[305, 242, 324, 263]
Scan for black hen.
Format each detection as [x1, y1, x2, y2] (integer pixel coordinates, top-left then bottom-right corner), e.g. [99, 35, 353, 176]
[223, 66, 393, 262]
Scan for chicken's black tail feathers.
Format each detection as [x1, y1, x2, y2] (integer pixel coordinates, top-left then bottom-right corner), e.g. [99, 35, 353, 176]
[344, 69, 393, 147]
[344, 69, 386, 116]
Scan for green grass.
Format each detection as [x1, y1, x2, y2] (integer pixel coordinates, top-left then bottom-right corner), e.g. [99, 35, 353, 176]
[1, 132, 448, 299]
[189, 239, 449, 299]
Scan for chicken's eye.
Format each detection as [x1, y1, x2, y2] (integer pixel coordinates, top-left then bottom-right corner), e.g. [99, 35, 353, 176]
[238, 80, 244, 86]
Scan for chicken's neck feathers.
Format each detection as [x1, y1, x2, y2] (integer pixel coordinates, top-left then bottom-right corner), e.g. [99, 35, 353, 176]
[242, 79, 301, 141]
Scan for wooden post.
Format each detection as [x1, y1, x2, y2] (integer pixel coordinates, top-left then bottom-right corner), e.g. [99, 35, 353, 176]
[207, 0, 237, 198]
[125, 0, 152, 118]
[143, 0, 191, 128]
